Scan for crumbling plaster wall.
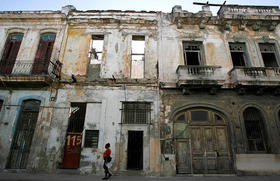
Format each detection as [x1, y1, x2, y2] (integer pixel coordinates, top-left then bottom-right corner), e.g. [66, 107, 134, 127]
[46, 85, 160, 175]
[0, 90, 53, 170]
[60, 12, 158, 80]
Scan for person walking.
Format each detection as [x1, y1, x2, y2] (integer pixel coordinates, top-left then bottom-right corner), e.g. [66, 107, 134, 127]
[102, 143, 112, 180]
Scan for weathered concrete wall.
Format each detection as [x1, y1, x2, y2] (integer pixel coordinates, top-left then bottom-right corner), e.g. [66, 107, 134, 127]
[46, 85, 160, 175]
[0, 90, 53, 170]
[236, 154, 280, 175]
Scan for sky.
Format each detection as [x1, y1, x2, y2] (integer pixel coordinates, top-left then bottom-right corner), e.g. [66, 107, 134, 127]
[0, 0, 279, 14]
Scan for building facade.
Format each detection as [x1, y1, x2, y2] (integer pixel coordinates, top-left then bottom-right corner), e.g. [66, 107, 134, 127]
[0, 3, 280, 176]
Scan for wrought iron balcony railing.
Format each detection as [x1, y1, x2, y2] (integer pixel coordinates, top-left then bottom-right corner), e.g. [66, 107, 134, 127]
[0, 59, 62, 79]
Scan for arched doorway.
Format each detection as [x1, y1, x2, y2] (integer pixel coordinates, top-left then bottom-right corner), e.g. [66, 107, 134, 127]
[174, 108, 233, 174]
[7, 99, 41, 169]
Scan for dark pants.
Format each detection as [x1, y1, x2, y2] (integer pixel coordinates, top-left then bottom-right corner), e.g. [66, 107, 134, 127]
[103, 161, 110, 176]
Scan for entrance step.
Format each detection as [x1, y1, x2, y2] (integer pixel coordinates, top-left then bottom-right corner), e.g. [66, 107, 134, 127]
[114, 170, 145, 176]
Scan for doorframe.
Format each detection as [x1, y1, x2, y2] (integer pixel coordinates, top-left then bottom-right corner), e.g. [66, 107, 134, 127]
[171, 104, 235, 174]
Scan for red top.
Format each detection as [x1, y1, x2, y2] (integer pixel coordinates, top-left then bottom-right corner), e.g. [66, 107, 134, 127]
[103, 148, 111, 158]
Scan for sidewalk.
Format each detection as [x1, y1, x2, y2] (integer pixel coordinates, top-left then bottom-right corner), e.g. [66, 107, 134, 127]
[1, 172, 280, 181]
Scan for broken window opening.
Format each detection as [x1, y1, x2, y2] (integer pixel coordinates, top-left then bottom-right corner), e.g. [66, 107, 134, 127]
[259, 43, 279, 67]
[89, 35, 104, 64]
[131, 35, 145, 79]
[122, 102, 151, 124]
[229, 43, 247, 67]
[243, 107, 268, 153]
[67, 103, 87, 133]
[183, 42, 203, 65]
[84, 130, 99, 148]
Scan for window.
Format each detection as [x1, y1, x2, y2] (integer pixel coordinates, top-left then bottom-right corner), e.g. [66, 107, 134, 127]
[259, 43, 279, 67]
[122, 102, 151, 124]
[32, 33, 56, 75]
[0, 33, 23, 74]
[191, 110, 208, 121]
[89, 35, 104, 64]
[243, 107, 268, 152]
[0, 100, 3, 112]
[84, 130, 99, 148]
[229, 43, 248, 67]
[131, 35, 145, 79]
[183, 42, 203, 65]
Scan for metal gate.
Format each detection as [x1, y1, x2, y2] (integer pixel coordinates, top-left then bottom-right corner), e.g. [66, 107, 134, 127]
[7, 100, 41, 169]
[127, 131, 143, 170]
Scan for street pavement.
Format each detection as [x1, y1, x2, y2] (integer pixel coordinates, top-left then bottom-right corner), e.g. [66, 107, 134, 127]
[1, 172, 280, 181]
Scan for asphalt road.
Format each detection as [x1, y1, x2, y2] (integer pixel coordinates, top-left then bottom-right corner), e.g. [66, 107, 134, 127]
[0, 173, 280, 181]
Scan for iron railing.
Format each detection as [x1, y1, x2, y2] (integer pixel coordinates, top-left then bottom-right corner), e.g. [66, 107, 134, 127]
[0, 59, 62, 79]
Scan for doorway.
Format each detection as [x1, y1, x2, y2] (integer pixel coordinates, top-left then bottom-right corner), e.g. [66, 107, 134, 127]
[62, 103, 86, 169]
[174, 109, 233, 174]
[7, 99, 41, 169]
[127, 131, 143, 170]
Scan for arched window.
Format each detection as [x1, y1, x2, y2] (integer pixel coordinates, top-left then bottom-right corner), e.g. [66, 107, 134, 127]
[243, 107, 268, 152]
[0, 33, 24, 74]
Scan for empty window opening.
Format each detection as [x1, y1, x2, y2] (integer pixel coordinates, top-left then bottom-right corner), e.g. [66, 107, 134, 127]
[131, 35, 145, 79]
[183, 42, 203, 65]
[122, 102, 151, 124]
[259, 43, 279, 67]
[84, 130, 99, 148]
[243, 107, 268, 152]
[229, 43, 247, 67]
[89, 35, 104, 64]
[0, 33, 23, 74]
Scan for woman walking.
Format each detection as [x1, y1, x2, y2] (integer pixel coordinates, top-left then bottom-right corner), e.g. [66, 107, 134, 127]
[102, 143, 112, 180]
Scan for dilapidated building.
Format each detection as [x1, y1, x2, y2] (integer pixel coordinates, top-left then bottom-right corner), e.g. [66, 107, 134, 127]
[0, 2, 280, 176]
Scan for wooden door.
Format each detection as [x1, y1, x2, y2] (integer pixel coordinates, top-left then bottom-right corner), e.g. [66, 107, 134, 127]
[176, 140, 191, 173]
[62, 133, 82, 168]
[0, 33, 23, 74]
[32, 33, 55, 75]
[190, 126, 232, 174]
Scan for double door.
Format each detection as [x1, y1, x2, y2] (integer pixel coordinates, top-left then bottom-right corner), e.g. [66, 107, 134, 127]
[176, 126, 233, 174]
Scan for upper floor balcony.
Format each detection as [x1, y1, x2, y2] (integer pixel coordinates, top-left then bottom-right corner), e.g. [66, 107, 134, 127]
[0, 59, 62, 88]
[229, 67, 280, 87]
[176, 65, 225, 89]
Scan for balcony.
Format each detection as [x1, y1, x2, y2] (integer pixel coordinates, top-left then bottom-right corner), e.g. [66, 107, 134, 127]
[176, 65, 225, 89]
[0, 60, 62, 88]
[229, 67, 280, 87]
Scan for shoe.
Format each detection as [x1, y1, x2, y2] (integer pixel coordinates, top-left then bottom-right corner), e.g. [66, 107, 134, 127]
[108, 173, 112, 178]
[102, 177, 108, 180]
